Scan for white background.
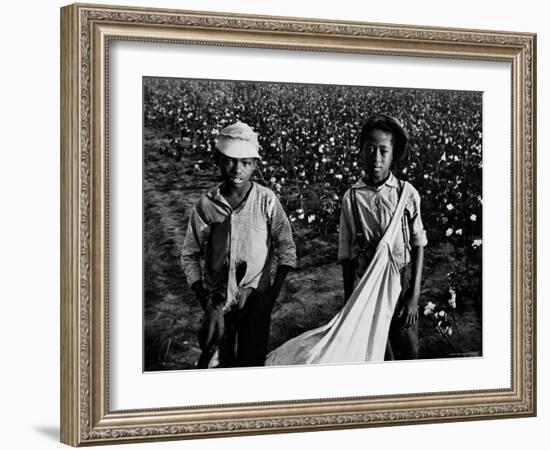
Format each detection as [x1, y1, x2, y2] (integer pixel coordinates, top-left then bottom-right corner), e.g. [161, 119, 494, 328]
[111, 42, 511, 409]
[0, 0, 546, 449]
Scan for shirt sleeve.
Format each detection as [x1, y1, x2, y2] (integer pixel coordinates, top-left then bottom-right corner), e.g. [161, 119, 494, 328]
[268, 194, 297, 269]
[337, 190, 354, 261]
[406, 187, 428, 247]
[180, 205, 211, 287]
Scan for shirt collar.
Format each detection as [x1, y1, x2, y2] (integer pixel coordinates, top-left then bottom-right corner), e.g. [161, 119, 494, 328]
[353, 172, 399, 190]
[207, 181, 256, 209]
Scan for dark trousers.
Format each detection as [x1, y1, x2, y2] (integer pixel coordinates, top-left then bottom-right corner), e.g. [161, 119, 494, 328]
[384, 266, 419, 360]
[217, 290, 275, 368]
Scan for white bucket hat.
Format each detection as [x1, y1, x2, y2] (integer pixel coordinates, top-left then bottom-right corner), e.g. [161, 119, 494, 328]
[215, 121, 260, 159]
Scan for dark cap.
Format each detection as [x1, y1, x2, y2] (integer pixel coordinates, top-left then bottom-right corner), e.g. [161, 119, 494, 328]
[359, 114, 409, 161]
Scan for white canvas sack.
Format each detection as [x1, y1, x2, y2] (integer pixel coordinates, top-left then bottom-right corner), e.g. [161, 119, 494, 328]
[266, 182, 412, 365]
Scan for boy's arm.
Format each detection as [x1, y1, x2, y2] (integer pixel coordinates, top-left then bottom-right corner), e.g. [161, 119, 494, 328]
[263, 264, 293, 308]
[268, 195, 297, 269]
[181, 206, 212, 311]
[190, 281, 212, 311]
[398, 187, 428, 326]
[338, 191, 355, 303]
[266, 195, 297, 305]
[398, 245, 424, 327]
[342, 259, 355, 302]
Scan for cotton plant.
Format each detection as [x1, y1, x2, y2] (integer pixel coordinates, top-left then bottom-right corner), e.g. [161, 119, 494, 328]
[422, 286, 461, 351]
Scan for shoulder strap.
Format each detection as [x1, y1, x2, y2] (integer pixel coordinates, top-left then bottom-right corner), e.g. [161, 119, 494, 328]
[350, 188, 367, 252]
[397, 179, 410, 264]
[377, 180, 412, 250]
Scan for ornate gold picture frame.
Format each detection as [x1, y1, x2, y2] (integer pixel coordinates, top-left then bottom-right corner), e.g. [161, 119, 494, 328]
[60, 3, 536, 446]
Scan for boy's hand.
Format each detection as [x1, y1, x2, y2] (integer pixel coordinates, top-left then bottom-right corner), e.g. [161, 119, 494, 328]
[191, 281, 212, 311]
[263, 265, 292, 310]
[398, 291, 419, 328]
[236, 287, 256, 309]
[399, 245, 424, 330]
[199, 302, 225, 350]
[262, 287, 281, 311]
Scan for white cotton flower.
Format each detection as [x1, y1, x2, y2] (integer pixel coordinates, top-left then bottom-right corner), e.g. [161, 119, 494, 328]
[448, 288, 457, 309]
[455, 228, 463, 236]
[470, 214, 477, 221]
[446, 228, 454, 237]
[307, 214, 316, 223]
[423, 301, 436, 316]
[438, 311, 446, 317]
[472, 239, 482, 249]
[446, 204, 454, 211]
[270, 177, 277, 184]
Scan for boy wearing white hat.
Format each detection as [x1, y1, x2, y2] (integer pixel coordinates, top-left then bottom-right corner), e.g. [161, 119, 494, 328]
[181, 121, 297, 368]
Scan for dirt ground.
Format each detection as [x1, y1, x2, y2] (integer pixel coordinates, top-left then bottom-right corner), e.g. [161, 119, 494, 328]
[144, 132, 482, 371]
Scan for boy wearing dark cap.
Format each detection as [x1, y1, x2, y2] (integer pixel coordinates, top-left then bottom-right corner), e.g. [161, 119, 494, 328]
[338, 114, 427, 360]
[181, 121, 296, 368]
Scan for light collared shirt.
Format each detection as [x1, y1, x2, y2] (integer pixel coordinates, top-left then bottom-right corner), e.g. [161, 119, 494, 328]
[338, 173, 427, 273]
[181, 182, 297, 310]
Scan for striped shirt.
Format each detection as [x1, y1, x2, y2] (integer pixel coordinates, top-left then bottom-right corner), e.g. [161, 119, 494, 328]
[181, 182, 297, 310]
[338, 173, 427, 274]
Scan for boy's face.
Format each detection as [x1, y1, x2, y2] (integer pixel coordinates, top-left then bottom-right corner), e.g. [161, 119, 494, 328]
[361, 129, 394, 183]
[217, 153, 257, 187]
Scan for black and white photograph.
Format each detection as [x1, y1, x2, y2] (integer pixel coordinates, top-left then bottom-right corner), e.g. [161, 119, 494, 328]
[143, 76, 483, 371]
[52, 1, 538, 446]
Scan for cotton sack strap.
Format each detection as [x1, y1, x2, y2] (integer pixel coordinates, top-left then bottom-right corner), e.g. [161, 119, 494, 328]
[397, 179, 410, 265]
[350, 188, 366, 253]
[350, 180, 410, 254]
[378, 180, 411, 248]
